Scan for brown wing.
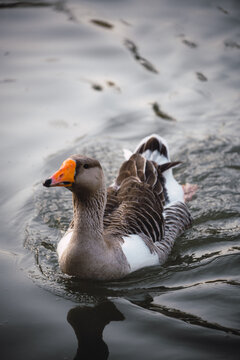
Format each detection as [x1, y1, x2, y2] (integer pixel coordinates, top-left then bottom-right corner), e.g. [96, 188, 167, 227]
[103, 154, 167, 242]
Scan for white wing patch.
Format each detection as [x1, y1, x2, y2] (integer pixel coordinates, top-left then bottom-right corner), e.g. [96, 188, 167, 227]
[57, 230, 73, 260]
[121, 234, 159, 272]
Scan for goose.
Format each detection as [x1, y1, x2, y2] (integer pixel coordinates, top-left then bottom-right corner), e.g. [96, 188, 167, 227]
[43, 134, 195, 280]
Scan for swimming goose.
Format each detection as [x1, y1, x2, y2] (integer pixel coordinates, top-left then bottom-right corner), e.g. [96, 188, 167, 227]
[43, 134, 193, 280]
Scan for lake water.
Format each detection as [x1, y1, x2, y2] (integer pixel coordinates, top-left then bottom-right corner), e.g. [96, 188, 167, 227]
[0, 0, 240, 359]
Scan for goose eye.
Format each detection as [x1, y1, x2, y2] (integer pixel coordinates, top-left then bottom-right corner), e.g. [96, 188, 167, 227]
[83, 164, 89, 169]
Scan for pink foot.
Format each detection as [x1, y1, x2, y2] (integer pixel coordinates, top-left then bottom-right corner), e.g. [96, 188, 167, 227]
[182, 183, 198, 202]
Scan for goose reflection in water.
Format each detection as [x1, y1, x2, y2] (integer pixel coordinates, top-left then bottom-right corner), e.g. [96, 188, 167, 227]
[66, 296, 240, 360]
[67, 301, 124, 360]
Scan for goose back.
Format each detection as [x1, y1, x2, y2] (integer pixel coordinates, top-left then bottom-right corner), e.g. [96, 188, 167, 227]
[103, 153, 175, 243]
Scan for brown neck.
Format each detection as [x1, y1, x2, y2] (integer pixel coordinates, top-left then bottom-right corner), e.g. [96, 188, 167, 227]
[72, 188, 106, 242]
[60, 185, 129, 280]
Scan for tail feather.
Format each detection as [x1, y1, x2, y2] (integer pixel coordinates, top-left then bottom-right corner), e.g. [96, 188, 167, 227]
[134, 134, 170, 165]
[119, 134, 184, 205]
[134, 134, 184, 205]
[159, 161, 181, 173]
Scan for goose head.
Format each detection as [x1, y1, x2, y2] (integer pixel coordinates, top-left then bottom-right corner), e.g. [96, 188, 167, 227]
[43, 155, 105, 197]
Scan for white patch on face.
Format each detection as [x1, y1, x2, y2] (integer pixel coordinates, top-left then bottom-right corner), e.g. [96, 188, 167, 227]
[121, 234, 159, 272]
[57, 230, 73, 260]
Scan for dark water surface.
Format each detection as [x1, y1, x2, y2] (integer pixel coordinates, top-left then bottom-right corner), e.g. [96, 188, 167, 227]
[1, 0, 240, 359]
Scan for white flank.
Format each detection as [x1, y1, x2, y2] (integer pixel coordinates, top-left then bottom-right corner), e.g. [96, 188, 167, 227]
[121, 234, 159, 272]
[57, 230, 73, 260]
[163, 169, 184, 204]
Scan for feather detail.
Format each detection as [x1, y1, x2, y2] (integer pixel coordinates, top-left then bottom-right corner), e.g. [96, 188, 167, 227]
[47, 133, 193, 279]
[135, 134, 170, 164]
[134, 135, 184, 205]
[156, 201, 192, 263]
[103, 135, 191, 272]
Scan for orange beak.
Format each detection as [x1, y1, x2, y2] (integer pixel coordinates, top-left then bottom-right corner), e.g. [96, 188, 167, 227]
[43, 158, 76, 188]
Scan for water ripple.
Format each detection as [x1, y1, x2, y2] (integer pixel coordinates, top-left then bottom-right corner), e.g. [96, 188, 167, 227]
[23, 135, 240, 313]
